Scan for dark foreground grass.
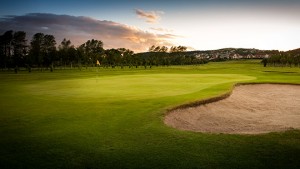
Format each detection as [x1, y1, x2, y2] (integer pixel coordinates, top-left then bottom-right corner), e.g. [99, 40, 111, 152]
[1, 60, 300, 169]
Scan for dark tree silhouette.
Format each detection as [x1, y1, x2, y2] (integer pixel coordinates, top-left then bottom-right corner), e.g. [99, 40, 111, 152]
[0, 30, 13, 69]
[1, 29, 212, 71]
[29, 33, 57, 71]
[58, 38, 73, 69]
[42, 35, 56, 71]
[79, 39, 104, 67]
[12, 31, 27, 72]
[263, 49, 300, 67]
[29, 33, 45, 69]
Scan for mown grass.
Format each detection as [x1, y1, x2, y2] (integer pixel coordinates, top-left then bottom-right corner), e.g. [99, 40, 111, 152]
[0, 60, 300, 169]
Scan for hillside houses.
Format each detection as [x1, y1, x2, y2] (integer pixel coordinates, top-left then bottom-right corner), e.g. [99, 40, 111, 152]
[187, 48, 273, 60]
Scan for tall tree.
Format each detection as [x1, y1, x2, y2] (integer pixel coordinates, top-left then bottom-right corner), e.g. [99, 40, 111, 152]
[170, 46, 187, 53]
[29, 33, 44, 68]
[29, 33, 56, 70]
[117, 48, 134, 68]
[42, 35, 56, 70]
[0, 30, 13, 69]
[159, 46, 168, 52]
[148, 45, 156, 52]
[105, 48, 120, 68]
[0, 34, 4, 69]
[12, 31, 27, 70]
[58, 38, 73, 68]
[148, 45, 169, 66]
[79, 39, 104, 67]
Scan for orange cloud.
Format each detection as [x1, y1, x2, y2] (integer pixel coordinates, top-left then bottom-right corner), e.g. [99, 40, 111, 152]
[0, 13, 175, 52]
[150, 27, 173, 33]
[135, 9, 163, 23]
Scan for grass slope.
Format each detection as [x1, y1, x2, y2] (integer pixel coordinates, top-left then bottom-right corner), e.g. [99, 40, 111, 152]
[1, 60, 300, 169]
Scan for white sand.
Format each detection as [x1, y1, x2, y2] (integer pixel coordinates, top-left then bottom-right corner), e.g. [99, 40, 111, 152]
[165, 84, 300, 134]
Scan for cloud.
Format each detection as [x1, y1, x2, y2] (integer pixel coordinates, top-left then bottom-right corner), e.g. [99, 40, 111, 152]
[135, 9, 163, 23]
[0, 13, 175, 52]
[150, 27, 173, 33]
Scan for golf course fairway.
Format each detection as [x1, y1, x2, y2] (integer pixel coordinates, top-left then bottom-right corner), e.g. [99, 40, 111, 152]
[1, 60, 300, 168]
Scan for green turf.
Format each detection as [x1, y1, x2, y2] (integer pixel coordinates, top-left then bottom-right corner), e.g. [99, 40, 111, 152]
[1, 60, 300, 169]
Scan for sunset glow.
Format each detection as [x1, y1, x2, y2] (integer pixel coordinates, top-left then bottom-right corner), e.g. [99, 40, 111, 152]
[1, 0, 299, 52]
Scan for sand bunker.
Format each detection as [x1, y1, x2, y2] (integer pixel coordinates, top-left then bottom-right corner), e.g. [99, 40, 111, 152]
[165, 84, 300, 134]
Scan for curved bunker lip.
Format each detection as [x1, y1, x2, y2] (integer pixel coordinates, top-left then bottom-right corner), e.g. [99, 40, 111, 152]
[164, 84, 300, 134]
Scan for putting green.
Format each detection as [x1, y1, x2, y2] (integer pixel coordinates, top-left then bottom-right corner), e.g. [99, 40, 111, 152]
[24, 74, 255, 101]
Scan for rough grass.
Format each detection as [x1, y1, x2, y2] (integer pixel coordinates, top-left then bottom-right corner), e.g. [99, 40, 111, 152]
[0, 60, 300, 169]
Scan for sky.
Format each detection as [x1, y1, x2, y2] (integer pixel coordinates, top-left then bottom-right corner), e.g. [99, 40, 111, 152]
[0, 0, 300, 52]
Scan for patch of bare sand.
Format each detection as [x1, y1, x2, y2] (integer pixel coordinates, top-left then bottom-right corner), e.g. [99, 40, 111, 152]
[165, 84, 300, 134]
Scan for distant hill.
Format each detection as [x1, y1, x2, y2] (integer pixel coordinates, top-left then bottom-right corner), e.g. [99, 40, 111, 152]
[174, 48, 280, 60]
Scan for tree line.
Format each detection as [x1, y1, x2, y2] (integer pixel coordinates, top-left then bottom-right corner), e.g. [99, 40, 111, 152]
[143, 45, 207, 67]
[261, 49, 300, 67]
[0, 30, 207, 72]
